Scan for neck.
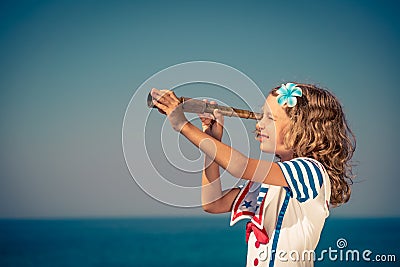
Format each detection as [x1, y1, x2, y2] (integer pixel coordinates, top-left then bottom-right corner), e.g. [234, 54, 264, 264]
[277, 152, 294, 162]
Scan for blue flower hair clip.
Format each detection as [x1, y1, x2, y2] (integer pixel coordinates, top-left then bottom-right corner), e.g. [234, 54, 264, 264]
[276, 83, 303, 107]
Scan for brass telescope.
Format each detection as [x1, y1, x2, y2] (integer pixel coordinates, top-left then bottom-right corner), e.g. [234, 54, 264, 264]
[147, 92, 263, 120]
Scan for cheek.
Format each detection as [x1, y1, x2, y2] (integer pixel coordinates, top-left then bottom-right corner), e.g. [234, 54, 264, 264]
[260, 117, 273, 130]
[265, 123, 276, 138]
[277, 126, 288, 145]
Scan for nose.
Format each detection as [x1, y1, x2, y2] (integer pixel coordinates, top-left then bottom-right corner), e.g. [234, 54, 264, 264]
[256, 119, 264, 131]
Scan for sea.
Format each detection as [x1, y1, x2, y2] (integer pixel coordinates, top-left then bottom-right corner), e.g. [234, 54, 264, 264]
[0, 217, 399, 267]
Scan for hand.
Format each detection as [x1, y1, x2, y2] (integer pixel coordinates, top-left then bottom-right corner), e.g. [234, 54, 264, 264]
[151, 88, 188, 132]
[198, 100, 224, 141]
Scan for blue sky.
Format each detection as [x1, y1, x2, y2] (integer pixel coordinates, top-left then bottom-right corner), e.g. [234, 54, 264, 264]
[0, 0, 399, 218]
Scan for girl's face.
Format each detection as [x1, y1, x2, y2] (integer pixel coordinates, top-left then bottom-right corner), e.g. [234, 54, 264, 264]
[255, 94, 293, 161]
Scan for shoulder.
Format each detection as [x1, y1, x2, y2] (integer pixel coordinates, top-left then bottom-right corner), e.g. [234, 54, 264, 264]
[276, 157, 327, 203]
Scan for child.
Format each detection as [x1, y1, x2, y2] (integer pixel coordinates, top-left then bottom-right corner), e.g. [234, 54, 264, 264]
[150, 82, 355, 266]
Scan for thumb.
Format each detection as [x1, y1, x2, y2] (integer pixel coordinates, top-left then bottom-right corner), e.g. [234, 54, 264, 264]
[213, 109, 224, 126]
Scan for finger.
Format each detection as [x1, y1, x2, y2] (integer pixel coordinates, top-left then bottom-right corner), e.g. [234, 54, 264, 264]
[213, 109, 224, 125]
[198, 116, 212, 125]
[166, 90, 179, 100]
[152, 99, 168, 113]
[150, 88, 166, 103]
[157, 107, 166, 115]
[163, 94, 181, 108]
[151, 88, 173, 104]
[198, 112, 213, 120]
[198, 100, 213, 120]
[151, 88, 163, 98]
[154, 90, 177, 107]
[162, 90, 181, 105]
[197, 113, 208, 120]
[209, 101, 219, 120]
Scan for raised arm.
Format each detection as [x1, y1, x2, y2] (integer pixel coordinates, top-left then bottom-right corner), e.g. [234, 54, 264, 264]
[198, 101, 240, 213]
[181, 123, 287, 186]
[150, 88, 288, 187]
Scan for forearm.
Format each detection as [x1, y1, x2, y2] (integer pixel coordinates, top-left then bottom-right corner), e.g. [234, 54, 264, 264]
[180, 122, 249, 179]
[180, 122, 285, 186]
[201, 155, 223, 206]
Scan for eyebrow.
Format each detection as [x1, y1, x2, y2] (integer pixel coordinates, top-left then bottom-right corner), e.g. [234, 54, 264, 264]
[261, 105, 279, 118]
[269, 112, 277, 119]
[263, 109, 276, 118]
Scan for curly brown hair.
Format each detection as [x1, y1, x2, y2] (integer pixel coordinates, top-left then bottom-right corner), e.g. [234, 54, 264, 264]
[271, 83, 356, 206]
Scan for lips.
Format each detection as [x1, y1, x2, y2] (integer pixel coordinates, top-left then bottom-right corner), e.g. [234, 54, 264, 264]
[255, 131, 269, 141]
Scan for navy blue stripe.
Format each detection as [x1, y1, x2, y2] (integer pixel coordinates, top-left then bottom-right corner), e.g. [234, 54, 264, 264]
[269, 188, 291, 267]
[258, 187, 268, 203]
[304, 159, 323, 187]
[260, 187, 268, 193]
[291, 161, 309, 201]
[281, 162, 302, 199]
[297, 159, 318, 198]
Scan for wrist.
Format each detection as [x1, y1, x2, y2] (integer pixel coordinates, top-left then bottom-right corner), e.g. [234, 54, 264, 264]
[178, 120, 190, 133]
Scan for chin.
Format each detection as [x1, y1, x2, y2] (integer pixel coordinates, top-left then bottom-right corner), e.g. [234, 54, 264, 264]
[259, 143, 274, 154]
